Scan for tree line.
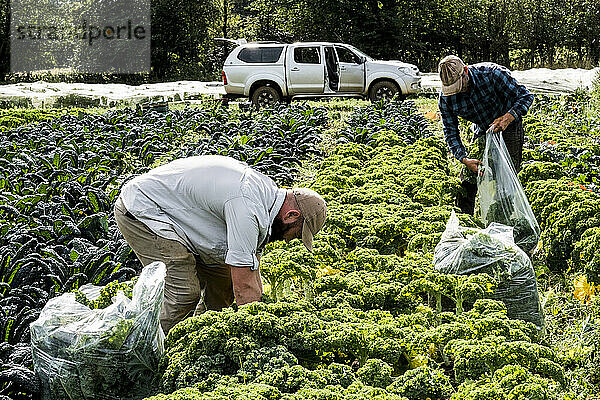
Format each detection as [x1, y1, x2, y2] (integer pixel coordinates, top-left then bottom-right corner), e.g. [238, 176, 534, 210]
[0, 0, 598, 83]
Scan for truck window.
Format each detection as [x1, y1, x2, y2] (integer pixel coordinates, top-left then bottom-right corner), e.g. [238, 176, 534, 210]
[294, 47, 321, 64]
[238, 47, 284, 63]
[335, 46, 360, 64]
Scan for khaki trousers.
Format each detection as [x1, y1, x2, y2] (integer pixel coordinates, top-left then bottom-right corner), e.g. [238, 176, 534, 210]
[114, 197, 234, 333]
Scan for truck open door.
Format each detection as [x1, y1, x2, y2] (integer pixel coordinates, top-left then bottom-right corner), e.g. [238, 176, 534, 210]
[324, 46, 340, 92]
[334, 45, 365, 93]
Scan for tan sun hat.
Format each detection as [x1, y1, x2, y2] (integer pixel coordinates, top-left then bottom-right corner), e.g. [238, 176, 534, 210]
[438, 55, 466, 96]
[292, 188, 327, 252]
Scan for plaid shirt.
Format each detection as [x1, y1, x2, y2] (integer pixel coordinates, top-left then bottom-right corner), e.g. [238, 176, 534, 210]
[438, 62, 534, 161]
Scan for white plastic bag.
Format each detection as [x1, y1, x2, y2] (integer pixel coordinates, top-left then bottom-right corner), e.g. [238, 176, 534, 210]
[478, 131, 540, 254]
[31, 262, 166, 400]
[433, 212, 519, 279]
[434, 212, 545, 331]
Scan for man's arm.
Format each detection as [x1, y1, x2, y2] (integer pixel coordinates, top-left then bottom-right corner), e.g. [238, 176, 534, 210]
[230, 266, 262, 305]
[223, 198, 264, 305]
[223, 198, 261, 271]
[439, 96, 482, 174]
[492, 67, 534, 122]
[439, 96, 468, 162]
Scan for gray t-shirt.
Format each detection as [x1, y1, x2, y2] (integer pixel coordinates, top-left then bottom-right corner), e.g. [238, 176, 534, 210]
[120, 155, 286, 269]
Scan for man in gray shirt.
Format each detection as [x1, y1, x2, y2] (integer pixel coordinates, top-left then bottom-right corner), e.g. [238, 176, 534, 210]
[114, 155, 327, 333]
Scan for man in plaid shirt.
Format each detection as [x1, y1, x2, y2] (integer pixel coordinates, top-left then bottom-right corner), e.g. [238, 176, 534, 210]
[438, 55, 534, 215]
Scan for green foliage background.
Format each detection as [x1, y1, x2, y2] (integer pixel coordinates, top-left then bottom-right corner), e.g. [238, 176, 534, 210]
[0, 0, 599, 82]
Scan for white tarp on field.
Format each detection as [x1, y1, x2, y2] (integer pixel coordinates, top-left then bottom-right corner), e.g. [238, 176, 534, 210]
[420, 67, 599, 95]
[0, 67, 598, 108]
[0, 81, 225, 108]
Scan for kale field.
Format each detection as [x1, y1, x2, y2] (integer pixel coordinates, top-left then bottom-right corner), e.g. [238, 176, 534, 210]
[1, 91, 600, 400]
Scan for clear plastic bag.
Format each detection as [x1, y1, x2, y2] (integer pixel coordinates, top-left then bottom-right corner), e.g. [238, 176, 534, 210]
[434, 212, 545, 331]
[478, 131, 540, 254]
[31, 262, 166, 400]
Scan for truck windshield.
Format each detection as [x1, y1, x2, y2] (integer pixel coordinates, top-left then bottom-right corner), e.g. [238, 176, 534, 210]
[345, 45, 374, 61]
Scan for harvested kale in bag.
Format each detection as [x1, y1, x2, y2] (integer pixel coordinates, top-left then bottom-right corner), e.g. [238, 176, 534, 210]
[434, 212, 545, 331]
[31, 262, 166, 400]
[478, 131, 540, 254]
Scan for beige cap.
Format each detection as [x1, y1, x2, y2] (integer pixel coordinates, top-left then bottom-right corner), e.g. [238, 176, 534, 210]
[292, 188, 327, 252]
[438, 55, 466, 96]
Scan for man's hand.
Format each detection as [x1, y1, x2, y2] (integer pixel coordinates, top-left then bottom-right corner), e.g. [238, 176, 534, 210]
[230, 266, 262, 306]
[462, 157, 483, 175]
[490, 112, 515, 132]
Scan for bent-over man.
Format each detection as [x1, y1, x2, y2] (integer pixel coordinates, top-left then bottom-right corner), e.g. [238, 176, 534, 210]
[114, 155, 327, 333]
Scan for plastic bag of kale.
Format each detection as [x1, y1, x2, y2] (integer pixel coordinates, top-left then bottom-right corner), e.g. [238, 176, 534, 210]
[30, 262, 166, 400]
[434, 211, 545, 331]
[478, 131, 540, 254]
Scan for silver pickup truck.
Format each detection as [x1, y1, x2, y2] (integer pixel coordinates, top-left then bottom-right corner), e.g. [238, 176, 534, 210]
[222, 41, 422, 107]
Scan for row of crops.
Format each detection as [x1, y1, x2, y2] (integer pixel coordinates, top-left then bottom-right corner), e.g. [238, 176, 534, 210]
[1, 95, 599, 399]
[520, 93, 600, 284]
[146, 98, 600, 400]
[0, 104, 327, 399]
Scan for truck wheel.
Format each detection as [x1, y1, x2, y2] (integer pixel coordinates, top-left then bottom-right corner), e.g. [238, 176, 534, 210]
[252, 86, 281, 108]
[369, 81, 403, 102]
